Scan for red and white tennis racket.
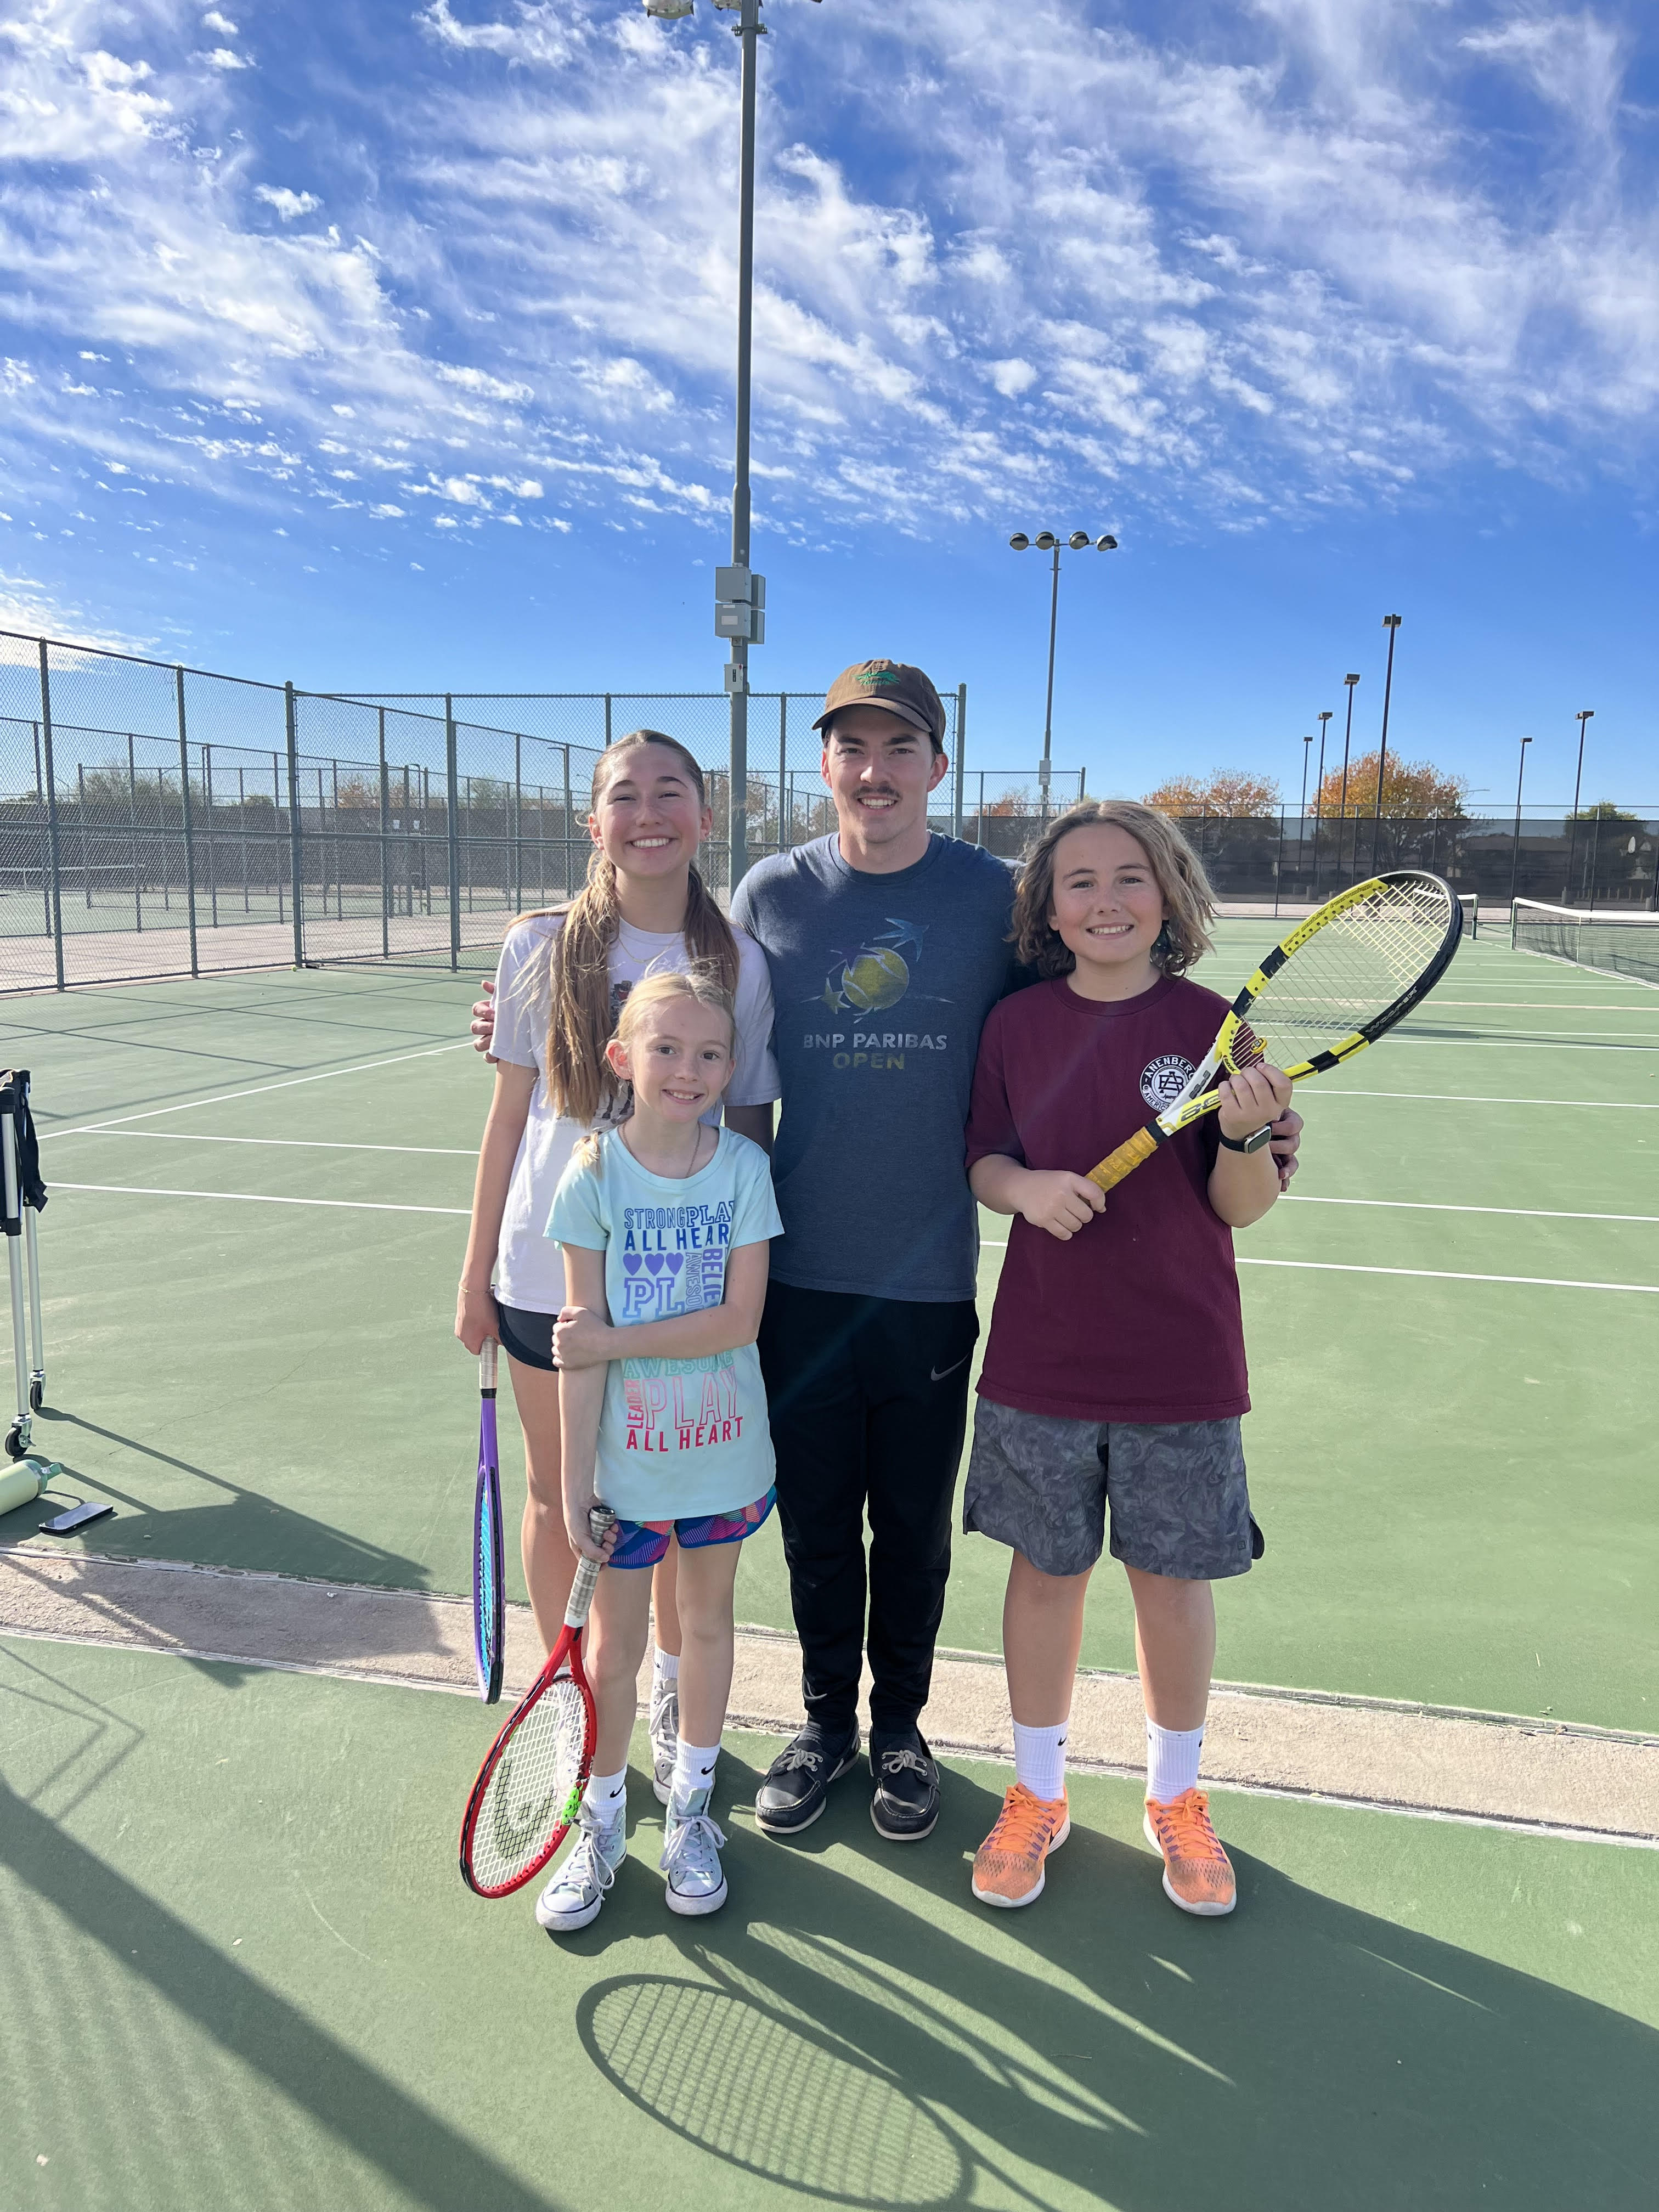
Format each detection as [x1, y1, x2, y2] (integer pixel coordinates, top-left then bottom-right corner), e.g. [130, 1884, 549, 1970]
[459, 1505, 617, 1898]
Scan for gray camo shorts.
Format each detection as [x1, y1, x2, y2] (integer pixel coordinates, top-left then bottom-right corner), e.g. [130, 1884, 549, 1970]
[963, 1397, 1262, 1581]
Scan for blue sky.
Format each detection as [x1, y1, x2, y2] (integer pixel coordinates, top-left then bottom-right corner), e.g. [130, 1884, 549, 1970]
[1, 0, 1655, 806]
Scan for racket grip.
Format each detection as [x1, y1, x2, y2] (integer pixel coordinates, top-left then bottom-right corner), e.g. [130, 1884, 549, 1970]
[479, 1338, 498, 1393]
[1086, 1124, 1162, 1194]
[563, 1507, 618, 1628]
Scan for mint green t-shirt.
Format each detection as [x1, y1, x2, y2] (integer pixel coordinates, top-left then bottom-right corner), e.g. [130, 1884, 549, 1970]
[545, 1126, 784, 1523]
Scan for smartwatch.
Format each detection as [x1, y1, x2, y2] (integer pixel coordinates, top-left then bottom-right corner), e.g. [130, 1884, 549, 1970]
[1217, 1122, 1273, 1154]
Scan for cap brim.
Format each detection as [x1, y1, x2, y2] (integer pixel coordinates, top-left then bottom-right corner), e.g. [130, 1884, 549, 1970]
[812, 697, 935, 738]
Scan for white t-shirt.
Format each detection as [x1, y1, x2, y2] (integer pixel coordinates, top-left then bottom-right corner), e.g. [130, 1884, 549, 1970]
[547, 1126, 784, 1520]
[490, 912, 780, 1313]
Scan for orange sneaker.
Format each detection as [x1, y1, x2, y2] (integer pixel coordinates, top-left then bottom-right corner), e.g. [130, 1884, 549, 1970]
[1143, 1788, 1235, 1916]
[971, 1782, 1070, 1909]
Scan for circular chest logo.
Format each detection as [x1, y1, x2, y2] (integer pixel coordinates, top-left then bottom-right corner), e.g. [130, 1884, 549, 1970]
[1140, 1053, 1196, 1111]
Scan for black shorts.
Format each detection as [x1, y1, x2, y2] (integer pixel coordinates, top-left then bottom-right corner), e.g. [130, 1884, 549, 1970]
[496, 1301, 557, 1373]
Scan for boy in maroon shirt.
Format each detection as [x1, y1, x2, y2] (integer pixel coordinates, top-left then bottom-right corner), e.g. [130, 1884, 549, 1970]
[962, 800, 1290, 1917]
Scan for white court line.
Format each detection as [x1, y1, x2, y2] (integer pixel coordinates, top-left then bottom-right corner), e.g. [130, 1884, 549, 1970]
[1393, 1037, 1659, 1053]
[1239, 1257, 1658, 1295]
[1282, 1194, 1659, 1225]
[1430, 1000, 1659, 1013]
[52, 1183, 470, 1218]
[1316, 1088, 1659, 1110]
[61, 1131, 477, 1158]
[41, 1041, 474, 1141]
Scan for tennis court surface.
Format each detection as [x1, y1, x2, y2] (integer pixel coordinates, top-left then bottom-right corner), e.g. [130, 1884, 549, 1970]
[4, 929, 1657, 2208]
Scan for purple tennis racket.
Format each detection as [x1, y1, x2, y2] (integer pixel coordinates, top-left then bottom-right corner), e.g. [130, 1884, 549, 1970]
[472, 1338, 505, 1705]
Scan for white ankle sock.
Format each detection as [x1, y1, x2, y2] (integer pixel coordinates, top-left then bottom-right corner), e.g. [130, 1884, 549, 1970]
[583, 1765, 627, 1827]
[1145, 1720, 1204, 1804]
[1012, 1719, 1068, 1803]
[653, 1647, 680, 1686]
[670, 1739, 719, 1812]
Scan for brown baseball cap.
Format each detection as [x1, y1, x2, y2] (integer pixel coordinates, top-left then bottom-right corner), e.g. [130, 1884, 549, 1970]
[812, 659, 946, 749]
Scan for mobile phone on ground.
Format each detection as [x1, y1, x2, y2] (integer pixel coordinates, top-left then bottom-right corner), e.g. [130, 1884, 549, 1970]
[40, 1502, 115, 1535]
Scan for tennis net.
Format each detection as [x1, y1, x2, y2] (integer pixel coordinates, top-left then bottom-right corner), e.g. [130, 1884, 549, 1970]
[1510, 899, 1659, 987]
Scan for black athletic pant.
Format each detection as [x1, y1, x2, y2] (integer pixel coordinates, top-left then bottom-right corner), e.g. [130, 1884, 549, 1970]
[758, 1282, 979, 1739]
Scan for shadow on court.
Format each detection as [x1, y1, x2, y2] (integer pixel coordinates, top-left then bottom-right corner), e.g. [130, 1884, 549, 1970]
[0, 1775, 566, 2212]
[575, 1752, 1659, 2212]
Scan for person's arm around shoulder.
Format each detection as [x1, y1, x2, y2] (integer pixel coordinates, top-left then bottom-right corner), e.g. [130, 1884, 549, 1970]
[1207, 1064, 1294, 1229]
[558, 1245, 617, 1565]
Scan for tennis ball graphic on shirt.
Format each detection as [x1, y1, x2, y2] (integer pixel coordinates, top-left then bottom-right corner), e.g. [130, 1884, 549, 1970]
[841, 949, 909, 1012]
[813, 921, 928, 1015]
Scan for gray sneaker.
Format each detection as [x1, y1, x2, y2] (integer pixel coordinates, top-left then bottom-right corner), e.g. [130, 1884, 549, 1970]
[660, 1788, 728, 1917]
[533, 1806, 627, 1934]
[650, 1677, 679, 1806]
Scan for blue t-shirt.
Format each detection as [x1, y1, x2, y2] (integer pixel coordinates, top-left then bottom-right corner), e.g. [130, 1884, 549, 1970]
[731, 833, 1019, 1302]
[546, 1126, 784, 1521]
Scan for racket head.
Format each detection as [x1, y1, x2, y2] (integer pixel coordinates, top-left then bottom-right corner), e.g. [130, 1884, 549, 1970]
[1222, 870, 1463, 1079]
[460, 1630, 596, 1897]
[472, 1347, 505, 1704]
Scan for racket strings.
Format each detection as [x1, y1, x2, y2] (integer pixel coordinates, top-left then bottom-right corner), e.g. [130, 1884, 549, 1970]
[1244, 881, 1453, 1064]
[468, 1673, 588, 1893]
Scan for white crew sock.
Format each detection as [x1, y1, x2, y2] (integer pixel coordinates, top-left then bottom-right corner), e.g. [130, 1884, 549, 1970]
[1145, 1720, 1204, 1804]
[669, 1739, 720, 1814]
[1012, 1719, 1068, 1804]
[582, 1765, 628, 1829]
[653, 1647, 680, 1687]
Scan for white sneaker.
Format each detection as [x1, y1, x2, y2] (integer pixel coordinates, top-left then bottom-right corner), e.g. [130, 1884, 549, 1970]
[649, 1677, 679, 1805]
[533, 1807, 627, 1934]
[660, 1790, 728, 1917]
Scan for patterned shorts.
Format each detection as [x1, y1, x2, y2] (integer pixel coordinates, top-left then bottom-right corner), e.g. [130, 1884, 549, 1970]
[607, 1488, 776, 1571]
[963, 1400, 1260, 1582]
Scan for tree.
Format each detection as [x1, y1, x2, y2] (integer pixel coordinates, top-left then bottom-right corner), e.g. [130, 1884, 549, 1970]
[1144, 770, 1280, 818]
[1314, 752, 1466, 819]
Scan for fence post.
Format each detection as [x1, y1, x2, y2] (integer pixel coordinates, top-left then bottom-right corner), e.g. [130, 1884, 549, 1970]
[445, 694, 461, 972]
[127, 735, 142, 933]
[35, 642, 65, 991]
[603, 695, 613, 751]
[77, 761, 91, 909]
[378, 710, 391, 960]
[562, 744, 573, 897]
[952, 684, 967, 842]
[776, 694, 788, 856]
[284, 684, 305, 966]
[205, 746, 218, 927]
[1274, 806, 1283, 918]
[513, 731, 523, 910]
[174, 666, 199, 978]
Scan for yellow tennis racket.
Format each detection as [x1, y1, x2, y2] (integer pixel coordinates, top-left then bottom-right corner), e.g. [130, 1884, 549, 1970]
[1087, 871, 1464, 1194]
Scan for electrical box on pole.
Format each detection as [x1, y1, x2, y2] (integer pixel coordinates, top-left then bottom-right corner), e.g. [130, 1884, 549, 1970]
[715, 567, 766, 644]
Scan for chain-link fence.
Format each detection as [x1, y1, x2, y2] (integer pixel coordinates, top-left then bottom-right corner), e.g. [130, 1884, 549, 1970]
[0, 636, 1005, 994]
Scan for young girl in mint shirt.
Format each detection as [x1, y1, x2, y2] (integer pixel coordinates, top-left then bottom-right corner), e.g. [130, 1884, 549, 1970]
[962, 801, 1290, 1920]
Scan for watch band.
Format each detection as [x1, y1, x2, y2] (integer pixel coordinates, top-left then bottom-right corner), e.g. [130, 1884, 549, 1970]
[1217, 1122, 1274, 1154]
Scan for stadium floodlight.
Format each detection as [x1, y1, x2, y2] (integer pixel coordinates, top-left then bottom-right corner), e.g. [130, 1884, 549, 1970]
[1565, 708, 1595, 904]
[641, 0, 823, 885]
[1369, 614, 1403, 874]
[1006, 526, 1121, 820]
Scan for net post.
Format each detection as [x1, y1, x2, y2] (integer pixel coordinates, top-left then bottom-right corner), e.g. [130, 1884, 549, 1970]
[445, 695, 461, 972]
[174, 665, 199, 978]
[953, 684, 967, 842]
[284, 683, 305, 966]
[35, 642, 65, 991]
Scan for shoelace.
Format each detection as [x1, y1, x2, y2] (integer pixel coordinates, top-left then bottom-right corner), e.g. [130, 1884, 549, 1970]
[776, 1746, 823, 1775]
[560, 1821, 622, 1899]
[1148, 1790, 1225, 1861]
[651, 1689, 679, 1739]
[661, 1812, 726, 1882]
[878, 1746, 930, 1781]
[984, 1788, 1059, 1859]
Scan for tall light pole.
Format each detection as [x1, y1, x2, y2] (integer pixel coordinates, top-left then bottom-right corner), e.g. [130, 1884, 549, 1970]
[1509, 734, 1533, 913]
[1565, 707, 1594, 905]
[1009, 529, 1118, 819]
[1338, 673, 1360, 882]
[647, 0, 821, 888]
[1371, 614, 1402, 876]
[1312, 708, 1332, 890]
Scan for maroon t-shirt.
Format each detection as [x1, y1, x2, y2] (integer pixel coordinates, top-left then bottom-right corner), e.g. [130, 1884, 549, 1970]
[965, 973, 1249, 1424]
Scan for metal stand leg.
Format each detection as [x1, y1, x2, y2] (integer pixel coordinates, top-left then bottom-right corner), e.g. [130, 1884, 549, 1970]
[2, 1113, 30, 1459]
[24, 1201, 44, 1412]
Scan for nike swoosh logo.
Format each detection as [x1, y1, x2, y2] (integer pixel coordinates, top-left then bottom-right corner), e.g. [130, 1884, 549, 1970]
[929, 1355, 970, 1383]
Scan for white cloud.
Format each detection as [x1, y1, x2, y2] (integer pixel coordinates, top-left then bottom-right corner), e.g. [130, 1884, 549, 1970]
[198, 47, 251, 71]
[254, 185, 321, 221]
[435, 364, 534, 402]
[989, 359, 1037, 398]
[202, 10, 239, 31]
